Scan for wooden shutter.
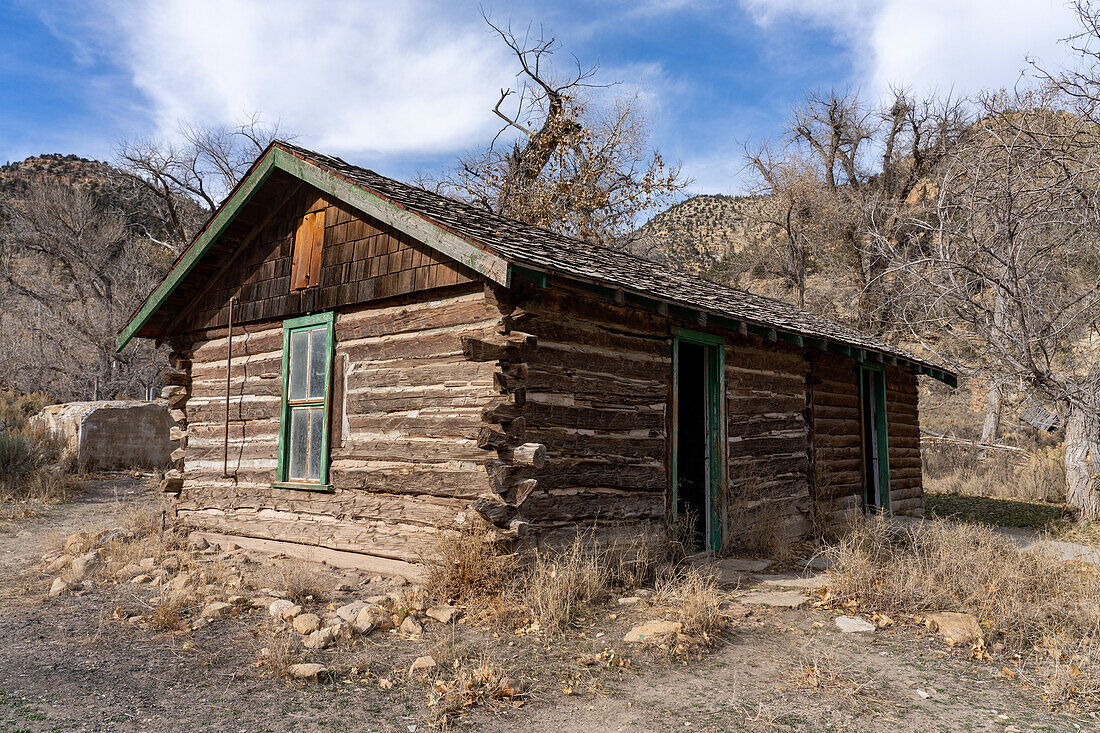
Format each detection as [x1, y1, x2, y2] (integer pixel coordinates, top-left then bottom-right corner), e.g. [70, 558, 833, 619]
[291, 198, 326, 290]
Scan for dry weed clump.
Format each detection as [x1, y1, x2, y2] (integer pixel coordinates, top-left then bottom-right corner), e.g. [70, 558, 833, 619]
[423, 529, 516, 604]
[826, 515, 1100, 701]
[523, 536, 610, 632]
[422, 637, 523, 728]
[792, 645, 883, 710]
[0, 425, 80, 508]
[249, 557, 327, 603]
[653, 566, 724, 637]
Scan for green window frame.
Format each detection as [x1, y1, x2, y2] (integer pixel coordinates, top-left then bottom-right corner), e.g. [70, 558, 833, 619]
[274, 312, 335, 491]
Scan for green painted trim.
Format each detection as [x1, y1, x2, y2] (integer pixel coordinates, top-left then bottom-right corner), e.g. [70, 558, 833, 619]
[115, 149, 278, 351]
[671, 328, 726, 552]
[271, 481, 334, 493]
[275, 311, 335, 488]
[272, 148, 509, 286]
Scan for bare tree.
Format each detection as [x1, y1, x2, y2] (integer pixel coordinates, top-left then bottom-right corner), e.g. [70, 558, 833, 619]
[744, 88, 970, 331]
[117, 113, 288, 251]
[436, 17, 689, 247]
[0, 177, 169, 400]
[883, 89, 1100, 518]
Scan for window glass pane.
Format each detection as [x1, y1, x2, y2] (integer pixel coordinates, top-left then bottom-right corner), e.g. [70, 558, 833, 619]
[288, 407, 309, 480]
[308, 407, 325, 481]
[289, 330, 309, 399]
[309, 328, 328, 399]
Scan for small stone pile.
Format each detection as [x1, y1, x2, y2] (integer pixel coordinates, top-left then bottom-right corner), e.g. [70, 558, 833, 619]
[40, 528, 137, 597]
[259, 591, 462, 651]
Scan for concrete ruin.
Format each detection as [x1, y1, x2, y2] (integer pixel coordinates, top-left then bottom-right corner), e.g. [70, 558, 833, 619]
[32, 401, 174, 470]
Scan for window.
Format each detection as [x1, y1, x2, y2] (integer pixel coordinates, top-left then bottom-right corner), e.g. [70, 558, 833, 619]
[275, 312, 334, 490]
[291, 197, 326, 290]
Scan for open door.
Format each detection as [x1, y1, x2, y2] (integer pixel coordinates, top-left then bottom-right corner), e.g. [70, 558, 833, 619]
[672, 330, 725, 552]
[859, 364, 890, 512]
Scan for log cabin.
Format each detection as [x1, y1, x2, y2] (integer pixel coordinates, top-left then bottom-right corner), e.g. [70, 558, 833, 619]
[116, 141, 956, 576]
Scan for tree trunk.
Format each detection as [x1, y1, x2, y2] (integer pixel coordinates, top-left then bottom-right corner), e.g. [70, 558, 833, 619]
[980, 380, 1002, 444]
[1064, 404, 1100, 520]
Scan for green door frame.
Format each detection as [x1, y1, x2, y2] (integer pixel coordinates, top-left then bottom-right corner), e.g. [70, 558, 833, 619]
[858, 363, 891, 512]
[671, 328, 726, 552]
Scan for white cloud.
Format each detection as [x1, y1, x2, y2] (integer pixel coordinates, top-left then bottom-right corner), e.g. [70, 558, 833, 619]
[52, 0, 518, 158]
[742, 0, 1080, 99]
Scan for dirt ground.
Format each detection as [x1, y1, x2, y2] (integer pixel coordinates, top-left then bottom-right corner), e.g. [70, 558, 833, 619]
[1, 476, 1097, 732]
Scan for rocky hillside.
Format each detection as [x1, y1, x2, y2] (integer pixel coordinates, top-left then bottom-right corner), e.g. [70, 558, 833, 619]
[0, 154, 117, 192]
[628, 194, 772, 262]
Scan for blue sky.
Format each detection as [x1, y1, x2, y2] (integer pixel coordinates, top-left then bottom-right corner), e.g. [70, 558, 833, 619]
[0, 0, 1082, 195]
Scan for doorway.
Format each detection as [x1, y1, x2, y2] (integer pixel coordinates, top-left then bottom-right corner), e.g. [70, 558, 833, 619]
[672, 331, 725, 552]
[860, 364, 890, 512]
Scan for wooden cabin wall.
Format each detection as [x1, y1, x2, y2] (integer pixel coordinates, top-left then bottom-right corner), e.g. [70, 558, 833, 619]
[495, 282, 671, 545]
[807, 350, 863, 518]
[885, 363, 923, 516]
[169, 288, 504, 569]
[807, 350, 925, 519]
[723, 333, 813, 549]
[185, 183, 479, 333]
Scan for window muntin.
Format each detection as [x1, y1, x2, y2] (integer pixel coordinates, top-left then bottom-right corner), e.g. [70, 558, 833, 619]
[277, 313, 334, 489]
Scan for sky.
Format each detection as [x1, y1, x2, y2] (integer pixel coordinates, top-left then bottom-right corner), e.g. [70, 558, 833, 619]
[0, 0, 1085, 196]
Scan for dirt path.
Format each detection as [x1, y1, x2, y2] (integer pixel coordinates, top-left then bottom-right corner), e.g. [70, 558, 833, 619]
[0, 477, 1096, 732]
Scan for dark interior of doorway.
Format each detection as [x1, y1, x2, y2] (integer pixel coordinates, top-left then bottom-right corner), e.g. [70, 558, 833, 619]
[676, 341, 708, 551]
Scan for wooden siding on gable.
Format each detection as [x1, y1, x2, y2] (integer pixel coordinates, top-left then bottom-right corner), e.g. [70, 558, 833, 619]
[184, 183, 479, 333]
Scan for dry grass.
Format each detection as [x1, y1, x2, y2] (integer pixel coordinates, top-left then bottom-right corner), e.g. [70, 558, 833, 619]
[423, 528, 515, 604]
[0, 425, 81, 508]
[523, 536, 610, 632]
[653, 565, 724, 637]
[825, 515, 1100, 702]
[790, 645, 883, 711]
[259, 628, 303, 677]
[924, 441, 1066, 503]
[249, 557, 327, 603]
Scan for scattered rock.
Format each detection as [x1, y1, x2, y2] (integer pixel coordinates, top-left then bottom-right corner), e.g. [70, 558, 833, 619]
[623, 620, 682, 643]
[835, 615, 875, 633]
[719, 603, 751, 621]
[49, 577, 69, 597]
[130, 574, 153, 584]
[268, 599, 296, 619]
[170, 572, 199, 594]
[287, 663, 327, 680]
[46, 555, 72, 573]
[336, 601, 367, 622]
[302, 626, 336, 650]
[916, 689, 931, 699]
[740, 591, 808, 608]
[378, 678, 394, 690]
[617, 596, 643, 606]
[201, 601, 233, 619]
[63, 532, 86, 554]
[365, 595, 387, 606]
[925, 612, 983, 646]
[355, 605, 386, 631]
[424, 606, 460, 624]
[761, 574, 831, 591]
[408, 655, 437, 677]
[293, 613, 321, 635]
[188, 534, 209, 551]
[138, 557, 157, 571]
[191, 618, 210, 631]
[227, 595, 248, 605]
[40, 549, 63, 564]
[69, 552, 100, 582]
[96, 528, 131, 547]
[399, 615, 423, 635]
[161, 557, 181, 572]
[717, 557, 773, 573]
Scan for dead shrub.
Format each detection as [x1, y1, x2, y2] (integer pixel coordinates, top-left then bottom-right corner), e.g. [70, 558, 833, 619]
[653, 565, 724, 637]
[523, 535, 609, 633]
[825, 515, 1100, 702]
[0, 389, 51, 431]
[422, 528, 514, 603]
[260, 628, 302, 677]
[147, 600, 185, 631]
[423, 638, 521, 728]
[791, 645, 882, 709]
[726, 463, 797, 560]
[0, 425, 80, 507]
[250, 557, 326, 603]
